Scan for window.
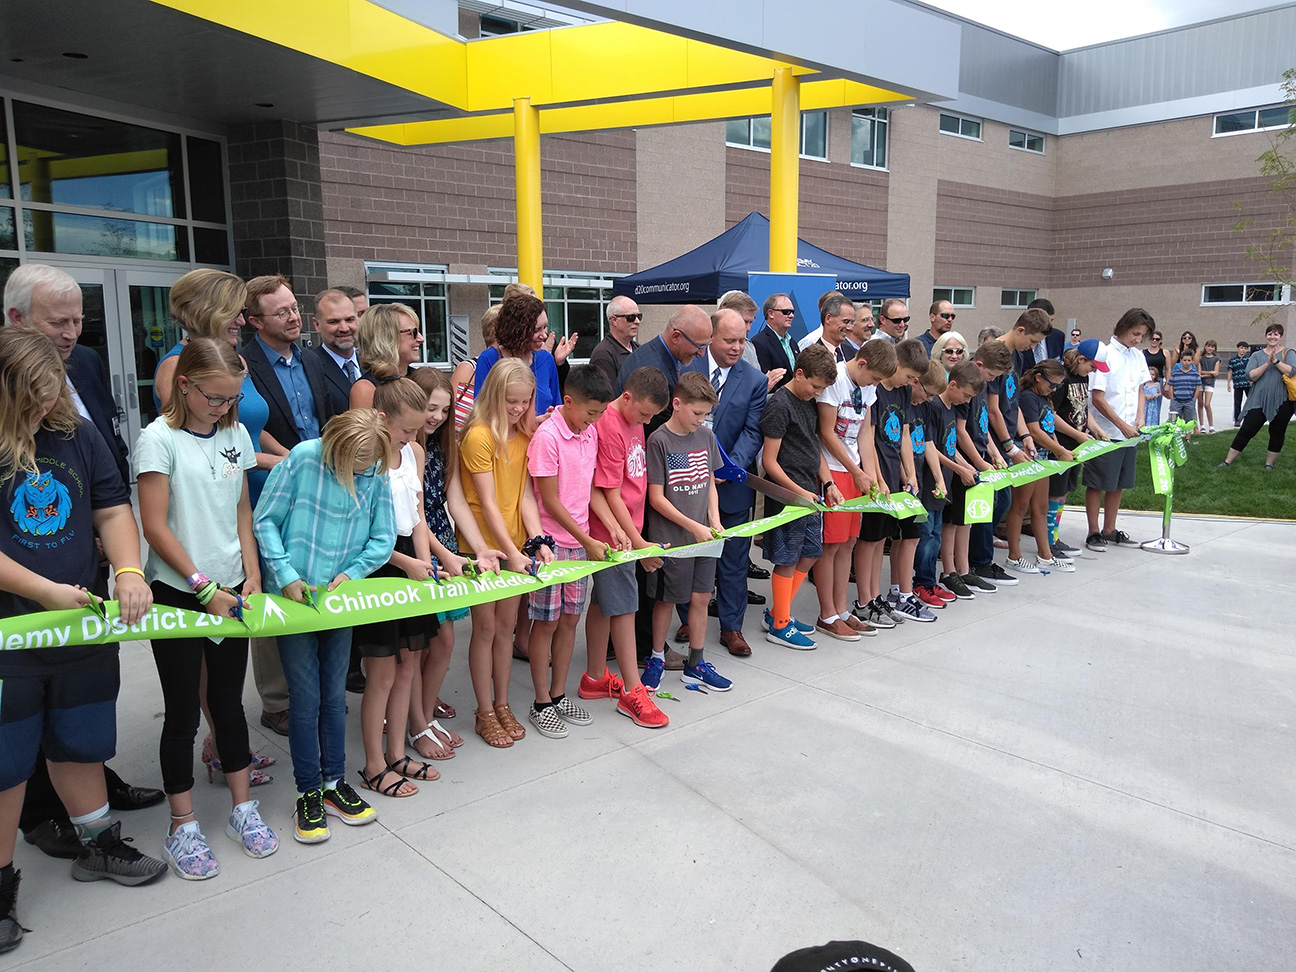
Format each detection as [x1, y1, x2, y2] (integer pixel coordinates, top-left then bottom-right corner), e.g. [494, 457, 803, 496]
[933, 287, 975, 308]
[850, 107, 889, 169]
[1201, 282, 1288, 305]
[365, 264, 451, 365]
[478, 15, 537, 36]
[1212, 105, 1292, 137]
[1001, 288, 1037, 308]
[725, 111, 829, 159]
[1009, 129, 1045, 154]
[939, 112, 982, 140]
[489, 270, 620, 360]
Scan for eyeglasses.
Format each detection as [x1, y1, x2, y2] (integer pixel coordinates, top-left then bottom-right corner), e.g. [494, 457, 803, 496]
[941, 348, 966, 356]
[613, 313, 643, 322]
[192, 384, 245, 408]
[883, 315, 911, 324]
[674, 328, 711, 353]
[252, 304, 300, 322]
[772, 307, 795, 316]
[938, 313, 956, 321]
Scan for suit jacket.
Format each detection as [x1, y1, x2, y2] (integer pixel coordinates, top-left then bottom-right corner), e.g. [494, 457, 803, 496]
[752, 325, 799, 392]
[241, 339, 334, 450]
[1042, 328, 1066, 360]
[682, 357, 766, 514]
[311, 343, 357, 416]
[65, 344, 130, 485]
[614, 335, 685, 437]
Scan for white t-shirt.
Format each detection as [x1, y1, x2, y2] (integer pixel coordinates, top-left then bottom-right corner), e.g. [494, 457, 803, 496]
[1089, 338, 1151, 439]
[135, 417, 257, 592]
[816, 361, 877, 471]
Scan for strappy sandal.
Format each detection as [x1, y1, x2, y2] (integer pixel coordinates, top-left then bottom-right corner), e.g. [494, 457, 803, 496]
[475, 709, 513, 748]
[433, 699, 456, 719]
[408, 726, 455, 760]
[429, 719, 463, 749]
[357, 766, 418, 798]
[493, 703, 526, 740]
[388, 755, 438, 782]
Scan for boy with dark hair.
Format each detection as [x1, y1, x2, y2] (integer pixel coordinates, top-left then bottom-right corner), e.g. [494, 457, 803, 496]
[581, 367, 671, 728]
[931, 361, 986, 599]
[951, 340, 1009, 593]
[644, 372, 731, 690]
[761, 343, 843, 649]
[525, 364, 614, 739]
[854, 339, 933, 626]
[1048, 342, 1104, 553]
[1226, 340, 1252, 426]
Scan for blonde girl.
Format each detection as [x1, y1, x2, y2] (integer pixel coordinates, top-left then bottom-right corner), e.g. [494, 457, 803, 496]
[459, 358, 551, 748]
[137, 338, 276, 877]
[349, 303, 425, 409]
[252, 410, 395, 843]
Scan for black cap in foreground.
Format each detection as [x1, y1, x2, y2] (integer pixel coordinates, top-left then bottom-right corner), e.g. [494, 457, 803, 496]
[770, 940, 915, 972]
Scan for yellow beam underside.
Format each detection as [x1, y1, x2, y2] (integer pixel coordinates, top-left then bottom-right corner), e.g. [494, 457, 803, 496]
[349, 80, 906, 145]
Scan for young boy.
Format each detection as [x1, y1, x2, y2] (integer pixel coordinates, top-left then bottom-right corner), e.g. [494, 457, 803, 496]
[761, 344, 843, 649]
[1164, 354, 1202, 424]
[580, 367, 671, 728]
[954, 339, 1011, 593]
[1227, 340, 1252, 426]
[855, 338, 932, 625]
[1048, 340, 1105, 552]
[644, 372, 732, 690]
[813, 338, 898, 641]
[525, 364, 614, 739]
[903, 361, 952, 610]
[913, 360, 982, 603]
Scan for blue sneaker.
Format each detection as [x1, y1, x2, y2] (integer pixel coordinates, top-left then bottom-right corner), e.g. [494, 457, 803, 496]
[763, 609, 813, 633]
[764, 621, 817, 650]
[642, 654, 665, 693]
[681, 658, 733, 692]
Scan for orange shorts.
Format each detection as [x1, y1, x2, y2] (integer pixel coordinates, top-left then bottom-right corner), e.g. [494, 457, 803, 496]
[822, 468, 862, 544]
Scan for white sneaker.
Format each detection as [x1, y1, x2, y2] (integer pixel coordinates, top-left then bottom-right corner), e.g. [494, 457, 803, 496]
[528, 704, 569, 739]
[1005, 556, 1042, 574]
[1038, 557, 1075, 572]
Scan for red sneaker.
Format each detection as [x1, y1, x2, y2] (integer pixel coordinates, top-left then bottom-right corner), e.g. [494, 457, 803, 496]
[578, 670, 625, 700]
[932, 584, 958, 602]
[913, 586, 947, 608]
[616, 683, 669, 728]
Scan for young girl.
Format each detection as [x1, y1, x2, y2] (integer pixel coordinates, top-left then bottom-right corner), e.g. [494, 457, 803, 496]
[1199, 340, 1221, 433]
[405, 368, 487, 761]
[253, 410, 396, 844]
[1005, 360, 1075, 574]
[136, 339, 276, 878]
[459, 359, 552, 748]
[1142, 366, 1163, 428]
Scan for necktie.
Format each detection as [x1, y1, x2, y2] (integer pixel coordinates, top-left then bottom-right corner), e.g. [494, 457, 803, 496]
[711, 367, 722, 393]
[778, 333, 794, 369]
[345, 360, 359, 383]
[836, 345, 847, 364]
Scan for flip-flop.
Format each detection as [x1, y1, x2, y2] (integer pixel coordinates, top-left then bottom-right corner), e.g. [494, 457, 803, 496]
[433, 699, 456, 720]
[408, 727, 455, 761]
[428, 719, 464, 749]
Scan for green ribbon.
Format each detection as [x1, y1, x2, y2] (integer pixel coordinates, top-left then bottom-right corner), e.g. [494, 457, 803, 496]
[1141, 418, 1195, 497]
[961, 438, 1136, 523]
[1, 495, 920, 652]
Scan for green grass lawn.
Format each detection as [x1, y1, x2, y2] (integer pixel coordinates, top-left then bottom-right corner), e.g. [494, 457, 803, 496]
[1065, 428, 1296, 521]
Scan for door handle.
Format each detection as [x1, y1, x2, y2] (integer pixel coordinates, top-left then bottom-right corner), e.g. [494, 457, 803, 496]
[125, 373, 139, 410]
[111, 374, 125, 412]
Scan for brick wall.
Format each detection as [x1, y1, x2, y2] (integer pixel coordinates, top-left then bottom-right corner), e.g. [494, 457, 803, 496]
[934, 181, 1054, 288]
[319, 130, 636, 274]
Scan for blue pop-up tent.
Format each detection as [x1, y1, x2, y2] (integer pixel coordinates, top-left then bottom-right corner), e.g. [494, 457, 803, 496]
[612, 211, 909, 303]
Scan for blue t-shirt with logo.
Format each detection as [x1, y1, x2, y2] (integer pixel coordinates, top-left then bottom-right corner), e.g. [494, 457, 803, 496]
[870, 383, 911, 490]
[920, 397, 959, 510]
[1020, 389, 1057, 442]
[956, 387, 991, 459]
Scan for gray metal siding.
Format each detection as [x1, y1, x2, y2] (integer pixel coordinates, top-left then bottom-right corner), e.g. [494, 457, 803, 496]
[958, 22, 1058, 117]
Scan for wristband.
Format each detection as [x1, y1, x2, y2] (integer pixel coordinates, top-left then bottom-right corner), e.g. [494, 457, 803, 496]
[187, 571, 211, 591]
[194, 581, 219, 606]
[115, 567, 146, 581]
[521, 535, 555, 558]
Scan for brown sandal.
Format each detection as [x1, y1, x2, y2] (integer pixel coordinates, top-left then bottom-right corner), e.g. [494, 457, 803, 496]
[475, 709, 513, 748]
[493, 703, 526, 740]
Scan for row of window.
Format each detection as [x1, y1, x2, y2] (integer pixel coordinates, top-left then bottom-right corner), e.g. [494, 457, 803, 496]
[932, 287, 1038, 309]
[939, 111, 1045, 154]
[1212, 105, 1292, 137]
[727, 109, 889, 168]
[931, 283, 1292, 310]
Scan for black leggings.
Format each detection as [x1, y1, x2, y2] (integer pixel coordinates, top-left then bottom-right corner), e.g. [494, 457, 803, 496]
[1230, 400, 1296, 456]
[150, 582, 251, 794]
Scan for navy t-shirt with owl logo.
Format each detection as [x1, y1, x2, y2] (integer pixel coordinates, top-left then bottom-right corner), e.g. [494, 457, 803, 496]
[921, 397, 959, 510]
[956, 387, 992, 459]
[870, 382, 911, 491]
[1019, 390, 1058, 456]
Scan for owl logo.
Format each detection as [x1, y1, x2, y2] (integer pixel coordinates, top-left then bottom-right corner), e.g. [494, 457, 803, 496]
[978, 405, 989, 439]
[1005, 373, 1018, 400]
[1041, 409, 1056, 435]
[10, 469, 73, 536]
[910, 425, 925, 454]
[883, 410, 902, 445]
[944, 426, 957, 457]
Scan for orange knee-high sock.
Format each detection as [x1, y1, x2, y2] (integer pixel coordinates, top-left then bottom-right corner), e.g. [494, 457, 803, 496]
[791, 569, 809, 600]
[772, 572, 794, 629]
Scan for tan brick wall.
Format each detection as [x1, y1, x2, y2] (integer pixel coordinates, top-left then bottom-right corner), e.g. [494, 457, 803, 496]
[934, 110, 1056, 198]
[885, 105, 939, 312]
[935, 181, 1054, 285]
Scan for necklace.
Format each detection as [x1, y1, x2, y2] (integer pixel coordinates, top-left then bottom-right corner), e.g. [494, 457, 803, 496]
[182, 426, 220, 479]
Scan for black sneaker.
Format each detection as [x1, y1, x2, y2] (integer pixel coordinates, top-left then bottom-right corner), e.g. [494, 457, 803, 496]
[961, 571, 997, 593]
[1102, 529, 1141, 547]
[70, 821, 167, 886]
[940, 572, 975, 600]
[0, 869, 23, 955]
[1085, 532, 1108, 552]
[974, 563, 1019, 587]
[23, 819, 83, 859]
[294, 789, 330, 844]
[322, 779, 377, 826]
[1053, 539, 1079, 555]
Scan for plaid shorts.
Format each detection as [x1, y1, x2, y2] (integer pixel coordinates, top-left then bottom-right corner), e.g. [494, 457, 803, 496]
[528, 545, 590, 621]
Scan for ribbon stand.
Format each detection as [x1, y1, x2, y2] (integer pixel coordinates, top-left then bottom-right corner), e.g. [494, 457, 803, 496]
[1140, 419, 1193, 555]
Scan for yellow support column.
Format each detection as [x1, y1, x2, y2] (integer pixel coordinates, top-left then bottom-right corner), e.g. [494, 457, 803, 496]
[768, 67, 801, 273]
[514, 97, 543, 292]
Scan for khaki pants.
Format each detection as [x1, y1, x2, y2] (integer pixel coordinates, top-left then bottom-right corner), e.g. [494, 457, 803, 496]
[250, 637, 288, 714]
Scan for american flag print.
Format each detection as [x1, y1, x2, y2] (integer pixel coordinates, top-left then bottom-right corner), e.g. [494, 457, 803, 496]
[666, 449, 711, 487]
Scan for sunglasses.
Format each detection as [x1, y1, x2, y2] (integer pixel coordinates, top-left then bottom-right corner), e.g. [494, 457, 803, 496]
[941, 347, 966, 356]
[938, 313, 956, 321]
[614, 313, 643, 322]
[773, 307, 795, 316]
[884, 315, 911, 324]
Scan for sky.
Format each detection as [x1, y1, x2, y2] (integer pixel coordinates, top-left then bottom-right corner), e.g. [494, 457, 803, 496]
[924, 0, 1288, 49]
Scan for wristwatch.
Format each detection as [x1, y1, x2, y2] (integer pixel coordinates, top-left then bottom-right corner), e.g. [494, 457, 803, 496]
[821, 480, 834, 493]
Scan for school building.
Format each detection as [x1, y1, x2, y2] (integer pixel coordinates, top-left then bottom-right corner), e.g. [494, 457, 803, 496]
[1, 0, 1294, 450]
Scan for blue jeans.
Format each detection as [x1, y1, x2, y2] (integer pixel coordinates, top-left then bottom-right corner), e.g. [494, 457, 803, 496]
[970, 488, 1011, 570]
[277, 626, 352, 793]
[678, 507, 752, 632]
[914, 509, 942, 587]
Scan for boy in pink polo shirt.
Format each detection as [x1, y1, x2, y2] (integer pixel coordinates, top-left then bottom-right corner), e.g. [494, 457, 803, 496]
[524, 365, 615, 740]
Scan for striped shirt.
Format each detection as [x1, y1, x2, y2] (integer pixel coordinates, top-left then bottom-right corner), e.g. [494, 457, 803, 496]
[1169, 363, 1202, 402]
[253, 438, 396, 591]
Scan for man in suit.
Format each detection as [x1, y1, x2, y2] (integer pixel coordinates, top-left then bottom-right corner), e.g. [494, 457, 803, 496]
[1027, 297, 1064, 361]
[751, 292, 799, 392]
[3, 263, 165, 860]
[680, 309, 768, 656]
[614, 303, 713, 435]
[240, 275, 334, 737]
[311, 288, 361, 415]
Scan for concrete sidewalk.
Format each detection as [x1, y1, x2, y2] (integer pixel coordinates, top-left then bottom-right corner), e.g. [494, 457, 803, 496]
[8, 512, 1295, 971]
